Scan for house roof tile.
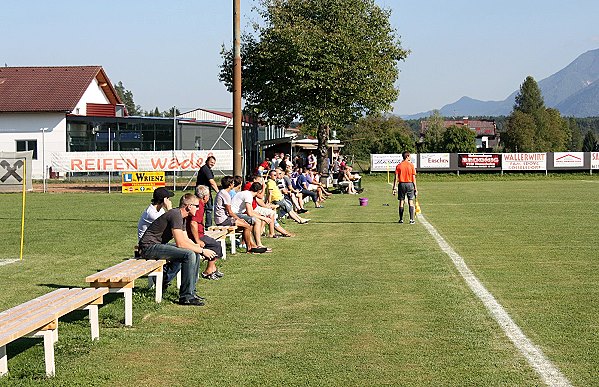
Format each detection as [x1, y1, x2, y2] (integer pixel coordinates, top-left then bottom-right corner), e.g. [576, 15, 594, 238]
[0, 66, 121, 113]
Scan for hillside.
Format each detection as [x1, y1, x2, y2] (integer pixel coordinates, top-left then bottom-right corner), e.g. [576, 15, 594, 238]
[404, 48, 599, 119]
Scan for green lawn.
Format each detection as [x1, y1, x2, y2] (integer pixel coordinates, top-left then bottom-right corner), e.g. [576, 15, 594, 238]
[0, 175, 597, 386]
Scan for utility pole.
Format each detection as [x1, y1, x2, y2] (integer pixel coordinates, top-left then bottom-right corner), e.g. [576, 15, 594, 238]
[233, 0, 242, 176]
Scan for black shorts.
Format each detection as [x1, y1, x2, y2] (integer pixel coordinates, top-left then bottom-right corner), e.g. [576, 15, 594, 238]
[398, 182, 415, 200]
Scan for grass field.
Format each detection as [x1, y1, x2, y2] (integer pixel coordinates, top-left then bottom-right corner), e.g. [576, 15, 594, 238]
[1, 174, 598, 386]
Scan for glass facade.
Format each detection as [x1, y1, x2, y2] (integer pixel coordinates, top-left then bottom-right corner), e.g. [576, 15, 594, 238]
[66, 116, 175, 152]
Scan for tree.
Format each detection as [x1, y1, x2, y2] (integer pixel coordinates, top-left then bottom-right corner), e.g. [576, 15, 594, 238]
[340, 115, 414, 157]
[567, 117, 583, 151]
[514, 76, 544, 114]
[220, 0, 408, 174]
[441, 125, 476, 153]
[582, 130, 598, 152]
[114, 81, 142, 116]
[505, 76, 570, 152]
[422, 110, 445, 152]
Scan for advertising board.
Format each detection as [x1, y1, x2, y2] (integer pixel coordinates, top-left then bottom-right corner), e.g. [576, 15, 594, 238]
[370, 153, 417, 172]
[553, 152, 584, 168]
[502, 153, 546, 171]
[591, 152, 599, 169]
[121, 171, 166, 193]
[419, 153, 450, 169]
[51, 150, 233, 172]
[458, 153, 501, 169]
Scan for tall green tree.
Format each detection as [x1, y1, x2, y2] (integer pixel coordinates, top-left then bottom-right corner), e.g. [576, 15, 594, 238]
[340, 115, 414, 157]
[567, 117, 583, 151]
[504, 76, 569, 152]
[422, 110, 445, 152]
[582, 130, 598, 152]
[220, 0, 408, 174]
[441, 125, 476, 153]
[114, 81, 142, 116]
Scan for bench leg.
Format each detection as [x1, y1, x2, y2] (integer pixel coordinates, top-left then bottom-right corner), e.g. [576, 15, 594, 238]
[123, 288, 133, 327]
[229, 233, 236, 254]
[30, 330, 56, 377]
[220, 239, 227, 260]
[151, 270, 164, 303]
[0, 345, 7, 376]
[176, 270, 181, 290]
[85, 305, 100, 340]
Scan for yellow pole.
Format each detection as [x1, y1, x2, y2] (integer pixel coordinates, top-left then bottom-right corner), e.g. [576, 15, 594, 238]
[19, 158, 26, 260]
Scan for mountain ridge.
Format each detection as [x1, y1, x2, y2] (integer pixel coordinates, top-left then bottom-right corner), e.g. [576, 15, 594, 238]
[402, 48, 599, 119]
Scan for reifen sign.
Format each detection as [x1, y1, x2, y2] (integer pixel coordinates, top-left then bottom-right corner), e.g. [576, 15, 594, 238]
[419, 153, 450, 169]
[502, 153, 546, 171]
[51, 150, 233, 172]
[553, 152, 584, 168]
[458, 153, 501, 168]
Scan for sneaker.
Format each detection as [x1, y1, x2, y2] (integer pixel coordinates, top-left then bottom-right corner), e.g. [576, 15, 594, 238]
[178, 297, 205, 306]
[409, 220, 416, 224]
[201, 272, 221, 280]
[398, 220, 404, 224]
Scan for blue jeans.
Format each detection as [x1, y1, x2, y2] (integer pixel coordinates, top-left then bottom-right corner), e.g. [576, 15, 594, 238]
[142, 243, 200, 301]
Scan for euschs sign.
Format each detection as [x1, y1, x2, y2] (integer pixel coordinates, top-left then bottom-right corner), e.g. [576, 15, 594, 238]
[51, 150, 233, 172]
[419, 153, 450, 169]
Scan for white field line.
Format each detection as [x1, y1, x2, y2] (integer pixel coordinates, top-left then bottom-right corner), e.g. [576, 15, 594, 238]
[0, 259, 19, 266]
[418, 213, 571, 387]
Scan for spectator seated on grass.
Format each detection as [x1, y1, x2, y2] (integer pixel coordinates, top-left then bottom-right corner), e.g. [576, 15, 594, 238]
[214, 175, 262, 253]
[266, 169, 309, 225]
[187, 185, 224, 281]
[137, 187, 180, 288]
[138, 193, 217, 306]
[231, 181, 272, 253]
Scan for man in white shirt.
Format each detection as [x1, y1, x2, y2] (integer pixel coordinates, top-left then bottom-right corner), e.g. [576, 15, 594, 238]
[230, 181, 272, 253]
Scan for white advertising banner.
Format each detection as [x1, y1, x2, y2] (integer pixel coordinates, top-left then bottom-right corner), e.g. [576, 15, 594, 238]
[553, 152, 584, 168]
[419, 153, 450, 169]
[502, 153, 547, 171]
[592, 152, 599, 169]
[370, 154, 417, 172]
[51, 150, 233, 173]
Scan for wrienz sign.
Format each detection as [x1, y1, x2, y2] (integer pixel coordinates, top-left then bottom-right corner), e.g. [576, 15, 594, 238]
[502, 153, 546, 171]
[122, 171, 165, 193]
[419, 153, 450, 169]
[458, 153, 501, 169]
[553, 152, 584, 168]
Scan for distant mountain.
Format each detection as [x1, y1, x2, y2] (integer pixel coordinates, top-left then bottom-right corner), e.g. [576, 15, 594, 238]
[403, 48, 599, 119]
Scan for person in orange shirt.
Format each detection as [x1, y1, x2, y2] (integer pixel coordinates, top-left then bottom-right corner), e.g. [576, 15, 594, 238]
[392, 151, 418, 224]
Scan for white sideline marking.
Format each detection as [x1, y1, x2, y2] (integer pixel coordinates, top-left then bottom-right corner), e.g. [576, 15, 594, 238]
[418, 214, 571, 387]
[0, 259, 19, 266]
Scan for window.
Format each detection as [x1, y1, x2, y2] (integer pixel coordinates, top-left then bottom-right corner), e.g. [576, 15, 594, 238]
[16, 140, 37, 159]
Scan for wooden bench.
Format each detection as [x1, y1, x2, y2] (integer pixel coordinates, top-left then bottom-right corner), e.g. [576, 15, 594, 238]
[85, 259, 166, 327]
[0, 287, 109, 377]
[206, 226, 237, 258]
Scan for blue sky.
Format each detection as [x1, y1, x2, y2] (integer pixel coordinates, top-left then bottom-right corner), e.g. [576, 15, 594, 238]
[2, 1, 598, 116]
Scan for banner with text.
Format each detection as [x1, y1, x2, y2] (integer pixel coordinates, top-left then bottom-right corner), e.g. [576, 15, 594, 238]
[591, 152, 599, 169]
[370, 153, 417, 172]
[458, 153, 501, 169]
[553, 152, 584, 168]
[51, 150, 233, 173]
[502, 153, 546, 171]
[419, 153, 450, 169]
[122, 171, 166, 193]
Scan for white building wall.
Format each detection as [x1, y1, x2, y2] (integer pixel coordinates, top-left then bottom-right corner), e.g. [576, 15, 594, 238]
[72, 78, 110, 116]
[0, 112, 66, 179]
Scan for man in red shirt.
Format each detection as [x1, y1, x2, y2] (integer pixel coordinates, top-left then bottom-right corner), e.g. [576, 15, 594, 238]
[392, 151, 418, 224]
[187, 185, 224, 280]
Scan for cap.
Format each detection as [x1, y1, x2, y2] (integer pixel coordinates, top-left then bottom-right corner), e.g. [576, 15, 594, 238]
[152, 187, 174, 201]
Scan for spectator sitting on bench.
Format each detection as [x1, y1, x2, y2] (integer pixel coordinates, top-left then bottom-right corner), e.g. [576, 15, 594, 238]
[295, 167, 322, 208]
[249, 174, 294, 238]
[231, 181, 272, 253]
[266, 169, 309, 224]
[137, 187, 180, 287]
[214, 175, 262, 253]
[138, 193, 217, 306]
[338, 166, 359, 194]
[187, 185, 224, 281]
[281, 166, 307, 213]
